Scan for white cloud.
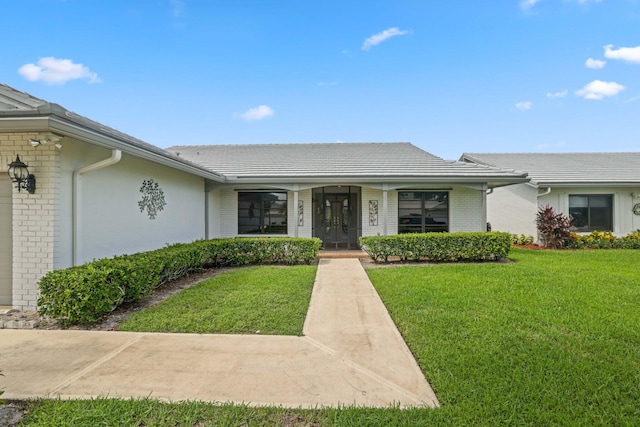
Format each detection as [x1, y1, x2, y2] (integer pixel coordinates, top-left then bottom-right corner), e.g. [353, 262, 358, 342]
[520, 0, 542, 10]
[236, 105, 274, 121]
[575, 80, 624, 100]
[604, 44, 640, 64]
[585, 58, 606, 69]
[170, 0, 186, 17]
[515, 101, 533, 111]
[546, 90, 568, 98]
[362, 27, 409, 51]
[18, 57, 101, 84]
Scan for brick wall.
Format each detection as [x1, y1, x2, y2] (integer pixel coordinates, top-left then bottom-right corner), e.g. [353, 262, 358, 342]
[0, 133, 60, 310]
[449, 186, 484, 232]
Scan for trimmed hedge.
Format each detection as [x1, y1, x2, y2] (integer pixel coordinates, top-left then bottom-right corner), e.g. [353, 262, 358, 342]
[38, 237, 321, 325]
[359, 232, 511, 263]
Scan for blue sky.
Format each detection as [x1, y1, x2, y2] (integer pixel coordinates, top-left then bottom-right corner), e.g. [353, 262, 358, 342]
[1, 0, 639, 160]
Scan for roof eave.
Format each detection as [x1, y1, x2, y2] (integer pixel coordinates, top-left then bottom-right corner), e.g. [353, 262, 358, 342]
[0, 113, 226, 184]
[220, 175, 529, 186]
[535, 181, 640, 188]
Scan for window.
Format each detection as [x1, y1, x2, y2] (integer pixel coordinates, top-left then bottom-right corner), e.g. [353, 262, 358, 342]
[398, 191, 449, 233]
[569, 194, 613, 232]
[238, 192, 287, 234]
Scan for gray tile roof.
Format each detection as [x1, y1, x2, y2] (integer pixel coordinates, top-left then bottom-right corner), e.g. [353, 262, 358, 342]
[168, 143, 528, 184]
[461, 152, 640, 186]
[0, 84, 224, 182]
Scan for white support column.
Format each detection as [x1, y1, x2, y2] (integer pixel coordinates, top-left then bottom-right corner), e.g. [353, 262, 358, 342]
[293, 186, 299, 237]
[382, 184, 388, 235]
[481, 184, 488, 231]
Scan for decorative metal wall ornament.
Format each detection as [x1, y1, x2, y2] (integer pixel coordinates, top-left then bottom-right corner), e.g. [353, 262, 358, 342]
[369, 200, 378, 226]
[138, 179, 166, 220]
[298, 200, 304, 226]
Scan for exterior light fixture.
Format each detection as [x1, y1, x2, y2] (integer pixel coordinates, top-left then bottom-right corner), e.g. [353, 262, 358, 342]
[7, 155, 36, 194]
[29, 135, 63, 150]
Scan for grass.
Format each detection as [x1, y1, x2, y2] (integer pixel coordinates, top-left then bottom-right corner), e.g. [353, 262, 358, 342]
[367, 247, 640, 425]
[119, 265, 317, 335]
[15, 249, 640, 425]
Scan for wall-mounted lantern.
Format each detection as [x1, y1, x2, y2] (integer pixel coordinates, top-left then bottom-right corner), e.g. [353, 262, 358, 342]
[7, 155, 36, 194]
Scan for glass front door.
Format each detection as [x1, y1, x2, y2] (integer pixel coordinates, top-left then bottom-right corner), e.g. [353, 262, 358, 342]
[313, 187, 360, 249]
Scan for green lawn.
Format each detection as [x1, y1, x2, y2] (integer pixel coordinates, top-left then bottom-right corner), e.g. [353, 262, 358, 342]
[367, 247, 640, 425]
[119, 265, 317, 335]
[17, 249, 640, 426]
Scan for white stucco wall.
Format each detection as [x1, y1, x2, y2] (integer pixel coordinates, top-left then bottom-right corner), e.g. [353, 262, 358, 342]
[486, 183, 538, 237]
[207, 189, 222, 238]
[60, 141, 206, 265]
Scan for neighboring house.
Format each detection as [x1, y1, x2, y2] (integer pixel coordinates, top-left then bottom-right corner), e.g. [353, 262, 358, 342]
[461, 153, 640, 239]
[0, 83, 527, 310]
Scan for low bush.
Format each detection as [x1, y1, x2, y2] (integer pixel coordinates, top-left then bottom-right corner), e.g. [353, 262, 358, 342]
[511, 234, 534, 245]
[359, 232, 511, 263]
[38, 237, 321, 325]
[567, 229, 640, 249]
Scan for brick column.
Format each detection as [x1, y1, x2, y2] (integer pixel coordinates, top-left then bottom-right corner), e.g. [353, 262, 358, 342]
[1, 133, 60, 310]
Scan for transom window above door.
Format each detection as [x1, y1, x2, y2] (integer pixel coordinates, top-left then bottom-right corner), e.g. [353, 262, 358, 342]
[398, 191, 449, 233]
[238, 192, 287, 234]
[569, 194, 613, 232]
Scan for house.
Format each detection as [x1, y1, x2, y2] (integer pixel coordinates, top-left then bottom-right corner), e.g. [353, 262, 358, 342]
[460, 152, 640, 239]
[0, 83, 528, 310]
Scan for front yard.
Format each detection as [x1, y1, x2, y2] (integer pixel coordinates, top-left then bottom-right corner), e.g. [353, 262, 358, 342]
[11, 248, 640, 426]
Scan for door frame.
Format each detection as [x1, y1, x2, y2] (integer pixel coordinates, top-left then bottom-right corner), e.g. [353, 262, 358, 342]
[312, 186, 361, 249]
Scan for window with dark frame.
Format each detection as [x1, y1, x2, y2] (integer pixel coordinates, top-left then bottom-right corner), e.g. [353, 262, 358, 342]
[398, 191, 449, 233]
[238, 192, 288, 235]
[568, 194, 613, 232]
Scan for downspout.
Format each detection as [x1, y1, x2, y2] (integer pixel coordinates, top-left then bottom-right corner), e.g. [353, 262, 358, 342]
[537, 187, 551, 198]
[204, 187, 210, 240]
[72, 150, 122, 266]
[482, 186, 490, 231]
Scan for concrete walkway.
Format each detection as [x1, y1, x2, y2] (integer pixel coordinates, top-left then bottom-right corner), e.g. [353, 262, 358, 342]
[0, 259, 439, 408]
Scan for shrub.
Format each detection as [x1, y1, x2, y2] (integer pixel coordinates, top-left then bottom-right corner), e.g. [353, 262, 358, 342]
[511, 234, 534, 246]
[618, 229, 640, 249]
[567, 229, 640, 250]
[536, 205, 574, 249]
[38, 237, 321, 325]
[359, 232, 511, 263]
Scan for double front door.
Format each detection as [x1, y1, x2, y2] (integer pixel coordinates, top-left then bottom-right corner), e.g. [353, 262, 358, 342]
[314, 188, 360, 249]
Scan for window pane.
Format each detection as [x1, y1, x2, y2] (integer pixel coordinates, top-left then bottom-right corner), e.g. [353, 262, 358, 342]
[590, 195, 611, 208]
[238, 192, 287, 234]
[570, 207, 589, 231]
[590, 207, 611, 230]
[569, 194, 613, 232]
[569, 195, 588, 208]
[398, 191, 449, 234]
